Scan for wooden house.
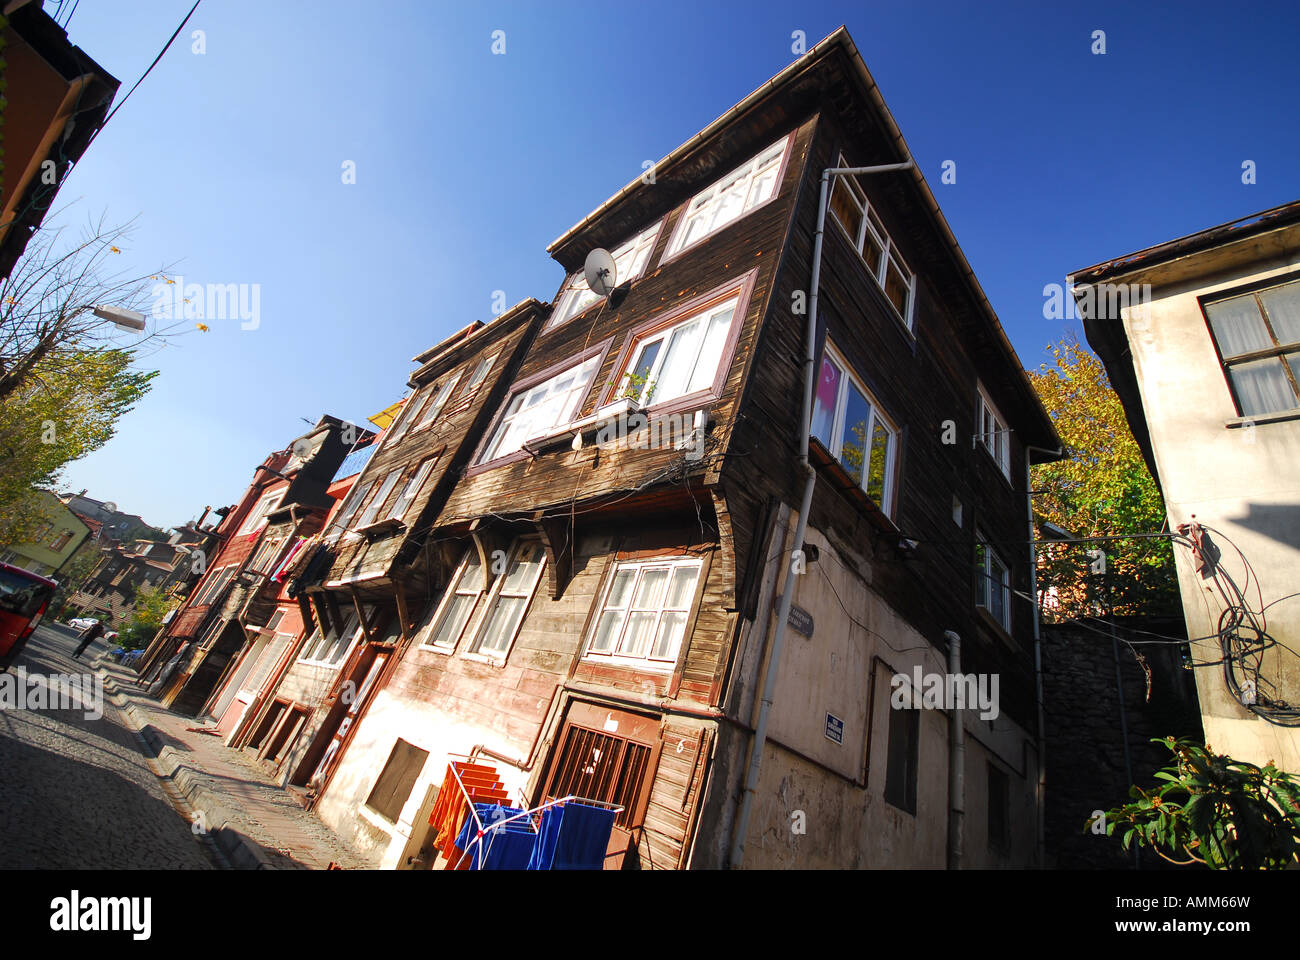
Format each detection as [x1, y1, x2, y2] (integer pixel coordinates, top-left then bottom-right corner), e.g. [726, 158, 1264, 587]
[301, 28, 1061, 870]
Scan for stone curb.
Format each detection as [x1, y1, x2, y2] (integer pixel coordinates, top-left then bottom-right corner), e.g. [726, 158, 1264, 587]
[99, 668, 275, 870]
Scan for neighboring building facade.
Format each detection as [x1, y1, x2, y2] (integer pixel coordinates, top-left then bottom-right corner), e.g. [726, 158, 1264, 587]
[0, 489, 90, 577]
[0, 1, 118, 281]
[65, 531, 205, 629]
[290, 28, 1060, 870]
[1075, 200, 1300, 772]
[145, 416, 369, 715]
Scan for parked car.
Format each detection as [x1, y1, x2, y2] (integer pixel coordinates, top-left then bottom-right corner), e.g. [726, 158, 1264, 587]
[68, 617, 98, 632]
[103, 630, 119, 643]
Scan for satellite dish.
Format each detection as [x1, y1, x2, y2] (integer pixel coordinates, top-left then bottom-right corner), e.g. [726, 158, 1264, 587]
[584, 248, 618, 298]
[102, 502, 117, 514]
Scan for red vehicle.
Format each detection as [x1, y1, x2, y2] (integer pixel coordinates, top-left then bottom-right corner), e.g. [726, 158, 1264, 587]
[0, 562, 57, 672]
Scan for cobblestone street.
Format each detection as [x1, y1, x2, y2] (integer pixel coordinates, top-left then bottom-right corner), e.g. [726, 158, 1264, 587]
[0, 625, 217, 869]
[0, 624, 373, 870]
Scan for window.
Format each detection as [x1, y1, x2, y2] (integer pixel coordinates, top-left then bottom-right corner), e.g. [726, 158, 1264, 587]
[387, 457, 438, 522]
[585, 556, 701, 665]
[300, 606, 361, 665]
[192, 565, 235, 607]
[247, 536, 285, 576]
[462, 352, 499, 397]
[543, 721, 655, 832]
[366, 738, 430, 822]
[412, 372, 463, 432]
[467, 540, 546, 660]
[884, 700, 918, 814]
[976, 537, 1011, 632]
[617, 296, 738, 408]
[1204, 277, 1300, 416]
[828, 155, 916, 329]
[354, 467, 404, 530]
[420, 548, 491, 650]
[329, 478, 374, 539]
[49, 530, 74, 551]
[238, 492, 283, 535]
[550, 223, 662, 330]
[380, 390, 425, 449]
[977, 386, 1011, 479]
[665, 138, 787, 258]
[988, 762, 1010, 852]
[810, 343, 898, 514]
[478, 354, 600, 464]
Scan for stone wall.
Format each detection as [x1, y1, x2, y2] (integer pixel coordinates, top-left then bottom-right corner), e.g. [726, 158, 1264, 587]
[1042, 617, 1203, 869]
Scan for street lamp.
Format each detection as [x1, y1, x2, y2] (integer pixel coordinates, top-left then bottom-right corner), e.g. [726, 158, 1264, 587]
[91, 305, 147, 331]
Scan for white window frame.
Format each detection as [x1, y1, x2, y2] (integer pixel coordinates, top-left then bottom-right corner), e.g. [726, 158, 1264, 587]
[328, 477, 374, 541]
[354, 467, 404, 530]
[477, 354, 600, 464]
[462, 352, 500, 397]
[387, 457, 437, 522]
[827, 153, 916, 331]
[464, 539, 547, 662]
[413, 371, 463, 432]
[417, 547, 490, 652]
[976, 536, 1011, 632]
[549, 222, 663, 331]
[664, 137, 788, 259]
[248, 536, 285, 576]
[810, 342, 899, 516]
[977, 385, 1011, 479]
[299, 605, 363, 667]
[583, 555, 702, 668]
[193, 564, 236, 607]
[617, 294, 739, 408]
[238, 491, 283, 535]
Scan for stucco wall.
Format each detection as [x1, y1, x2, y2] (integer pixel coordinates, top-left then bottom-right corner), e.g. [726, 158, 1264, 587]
[1119, 250, 1300, 771]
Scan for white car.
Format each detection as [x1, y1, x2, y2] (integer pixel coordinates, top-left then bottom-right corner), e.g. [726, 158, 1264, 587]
[68, 617, 98, 632]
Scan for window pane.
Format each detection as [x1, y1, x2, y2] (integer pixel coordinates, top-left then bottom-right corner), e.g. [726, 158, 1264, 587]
[1207, 295, 1273, 357]
[829, 179, 863, 239]
[620, 611, 658, 658]
[628, 339, 662, 401]
[430, 593, 475, 647]
[866, 419, 891, 508]
[1260, 281, 1300, 344]
[884, 256, 910, 316]
[633, 568, 670, 609]
[477, 596, 526, 654]
[839, 383, 872, 485]
[651, 611, 687, 660]
[811, 356, 841, 444]
[652, 319, 703, 403]
[589, 610, 624, 654]
[687, 307, 733, 394]
[502, 543, 544, 592]
[605, 569, 635, 608]
[1229, 357, 1297, 416]
[664, 565, 698, 609]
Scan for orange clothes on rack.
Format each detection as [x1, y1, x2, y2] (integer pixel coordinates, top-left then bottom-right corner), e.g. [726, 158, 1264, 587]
[427, 760, 512, 870]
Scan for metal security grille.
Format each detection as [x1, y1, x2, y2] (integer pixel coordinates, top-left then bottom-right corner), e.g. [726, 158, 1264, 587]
[546, 725, 652, 829]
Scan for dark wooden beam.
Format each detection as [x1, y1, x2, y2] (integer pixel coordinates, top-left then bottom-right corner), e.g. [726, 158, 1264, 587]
[533, 511, 574, 601]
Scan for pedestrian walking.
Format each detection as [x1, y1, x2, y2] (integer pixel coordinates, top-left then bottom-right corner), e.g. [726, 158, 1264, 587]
[73, 620, 105, 660]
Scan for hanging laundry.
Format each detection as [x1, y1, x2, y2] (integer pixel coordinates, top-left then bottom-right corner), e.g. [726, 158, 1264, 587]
[527, 801, 617, 870]
[455, 804, 538, 870]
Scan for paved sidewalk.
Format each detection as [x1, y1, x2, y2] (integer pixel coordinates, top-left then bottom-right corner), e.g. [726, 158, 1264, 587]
[99, 655, 376, 870]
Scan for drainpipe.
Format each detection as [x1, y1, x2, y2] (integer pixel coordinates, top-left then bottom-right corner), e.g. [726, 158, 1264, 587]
[1025, 443, 1062, 869]
[944, 630, 964, 869]
[727, 159, 913, 870]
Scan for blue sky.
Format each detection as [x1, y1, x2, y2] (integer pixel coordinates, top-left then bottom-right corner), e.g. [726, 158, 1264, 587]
[47, 0, 1300, 529]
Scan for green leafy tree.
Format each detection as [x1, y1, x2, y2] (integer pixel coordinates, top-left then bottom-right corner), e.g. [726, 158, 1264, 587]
[0, 347, 156, 544]
[119, 583, 179, 651]
[1094, 738, 1300, 869]
[1028, 335, 1179, 620]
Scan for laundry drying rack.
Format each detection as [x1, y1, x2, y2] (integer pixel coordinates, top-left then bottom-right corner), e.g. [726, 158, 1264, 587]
[442, 753, 624, 870]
